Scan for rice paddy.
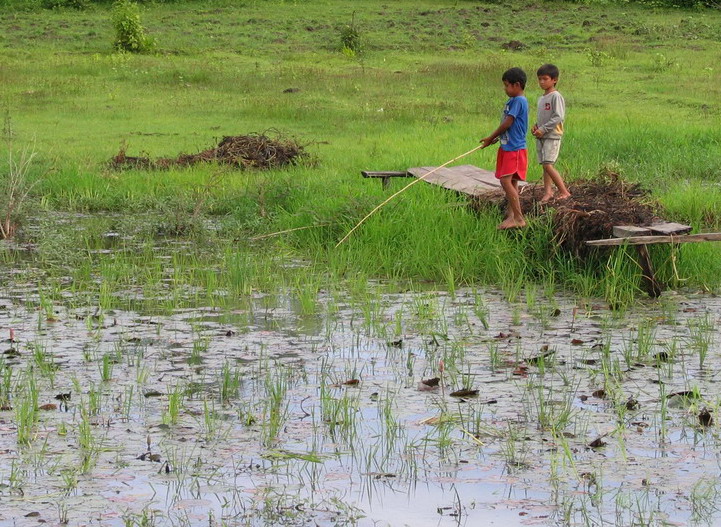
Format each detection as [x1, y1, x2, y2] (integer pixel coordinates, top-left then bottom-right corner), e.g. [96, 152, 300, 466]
[2, 0, 721, 525]
[1, 257, 721, 526]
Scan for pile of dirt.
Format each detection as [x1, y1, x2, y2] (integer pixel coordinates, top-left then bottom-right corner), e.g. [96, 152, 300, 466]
[471, 171, 660, 258]
[110, 132, 309, 171]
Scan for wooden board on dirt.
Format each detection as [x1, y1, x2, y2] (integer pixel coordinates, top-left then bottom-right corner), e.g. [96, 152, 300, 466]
[613, 222, 692, 238]
[407, 164, 526, 198]
[648, 222, 693, 235]
[361, 171, 410, 178]
[613, 225, 652, 238]
[587, 232, 721, 247]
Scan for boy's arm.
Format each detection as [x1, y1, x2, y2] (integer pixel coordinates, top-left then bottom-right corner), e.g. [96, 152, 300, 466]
[480, 115, 514, 148]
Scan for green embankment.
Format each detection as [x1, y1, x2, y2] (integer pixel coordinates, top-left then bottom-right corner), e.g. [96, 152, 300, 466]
[1, 0, 721, 303]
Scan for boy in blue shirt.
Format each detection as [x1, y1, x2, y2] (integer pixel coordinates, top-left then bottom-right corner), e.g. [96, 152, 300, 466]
[480, 67, 528, 230]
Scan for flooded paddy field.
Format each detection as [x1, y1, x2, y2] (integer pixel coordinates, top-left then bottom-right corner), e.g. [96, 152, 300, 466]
[1, 259, 720, 527]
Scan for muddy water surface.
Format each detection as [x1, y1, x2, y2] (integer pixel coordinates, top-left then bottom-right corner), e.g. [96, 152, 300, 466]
[1, 283, 720, 527]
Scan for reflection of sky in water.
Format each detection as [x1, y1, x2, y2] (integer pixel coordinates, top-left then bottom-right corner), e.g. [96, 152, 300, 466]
[0, 286, 720, 526]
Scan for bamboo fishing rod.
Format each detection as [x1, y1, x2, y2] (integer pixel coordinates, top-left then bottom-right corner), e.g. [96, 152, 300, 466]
[335, 144, 485, 248]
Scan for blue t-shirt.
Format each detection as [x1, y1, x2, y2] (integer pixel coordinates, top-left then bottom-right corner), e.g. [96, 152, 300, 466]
[499, 96, 528, 152]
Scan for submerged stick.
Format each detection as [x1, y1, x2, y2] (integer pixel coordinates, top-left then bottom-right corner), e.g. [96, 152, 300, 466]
[335, 144, 485, 247]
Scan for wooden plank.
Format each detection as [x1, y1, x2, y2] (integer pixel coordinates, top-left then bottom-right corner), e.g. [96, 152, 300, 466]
[407, 165, 526, 197]
[648, 221, 692, 235]
[587, 233, 721, 247]
[361, 171, 410, 178]
[613, 225, 651, 238]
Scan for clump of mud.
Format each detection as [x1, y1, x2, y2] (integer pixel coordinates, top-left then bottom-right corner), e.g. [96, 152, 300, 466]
[110, 131, 309, 170]
[471, 170, 660, 257]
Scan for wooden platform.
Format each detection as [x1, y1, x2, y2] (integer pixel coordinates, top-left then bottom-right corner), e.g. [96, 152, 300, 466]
[362, 164, 525, 197]
[585, 221, 721, 298]
[407, 165, 527, 197]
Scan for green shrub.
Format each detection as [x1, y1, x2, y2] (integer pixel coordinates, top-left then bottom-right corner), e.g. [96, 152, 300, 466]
[112, 0, 154, 53]
[339, 16, 363, 55]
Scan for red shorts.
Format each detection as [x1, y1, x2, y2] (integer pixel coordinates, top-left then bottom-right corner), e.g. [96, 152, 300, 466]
[495, 148, 528, 180]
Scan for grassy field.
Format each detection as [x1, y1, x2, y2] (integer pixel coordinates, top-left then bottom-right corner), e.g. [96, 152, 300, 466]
[1, 0, 721, 302]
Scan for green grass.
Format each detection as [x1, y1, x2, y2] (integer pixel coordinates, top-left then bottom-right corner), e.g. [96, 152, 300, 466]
[2, 0, 721, 301]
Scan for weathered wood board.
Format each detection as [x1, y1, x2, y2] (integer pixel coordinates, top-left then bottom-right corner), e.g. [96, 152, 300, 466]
[612, 222, 692, 239]
[587, 232, 721, 247]
[361, 171, 410, 178]
[648, 222, 693, 235]
[407, 165, 527, 198]
[613, 225, 652, 238]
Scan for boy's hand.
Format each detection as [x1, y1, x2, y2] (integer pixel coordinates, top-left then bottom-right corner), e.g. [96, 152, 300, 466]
[532, 125, 544, 138]
[480, 136, 497, 149]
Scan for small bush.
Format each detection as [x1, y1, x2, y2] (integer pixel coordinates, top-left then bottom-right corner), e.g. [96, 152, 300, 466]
[339, 15, 363, 55]
[1, 145, 40, 240]
[112, 0, 154, 53]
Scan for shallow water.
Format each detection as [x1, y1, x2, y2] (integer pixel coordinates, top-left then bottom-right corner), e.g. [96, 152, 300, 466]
[0, 281, 720, 526]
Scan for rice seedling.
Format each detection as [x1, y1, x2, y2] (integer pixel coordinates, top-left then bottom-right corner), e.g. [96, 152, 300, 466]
[163, 383, 184, 426]
[60, 468, 79, 496]
[87, 385, 102, 416]
[690, 478, 720, 524]
[687, 314, 715, 371]
[188, 336, 207, 366]
[0, 360, 11, 407]
[99, 353, 115, 382]
[261, 365, 291, 446]
[15, 392, 37, 446]
[77, 407, 100, 474]
[31, 340, 57, 385]
[293, 274, 320, 316]
[472, 289, 490, 330]
[500, 422, 529, 470]
[219, 361, 242, 404]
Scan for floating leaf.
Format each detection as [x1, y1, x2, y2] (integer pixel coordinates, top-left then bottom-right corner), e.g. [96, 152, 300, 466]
[588, 437, 606, 448]
[418, 377, 440, 391]
[592, 389, 606, 399]
[526, 350, 555, 365]
[450, 389, 479, 398]
[699, 408, 713, 427]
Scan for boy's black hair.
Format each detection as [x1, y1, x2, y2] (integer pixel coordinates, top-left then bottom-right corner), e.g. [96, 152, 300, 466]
[502, 67, 527, 89]
[537, 63, 560, 80]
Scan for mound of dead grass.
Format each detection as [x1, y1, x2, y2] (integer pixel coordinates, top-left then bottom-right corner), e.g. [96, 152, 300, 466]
[110, 131, 309, 171]
[471, 170, 661, 257]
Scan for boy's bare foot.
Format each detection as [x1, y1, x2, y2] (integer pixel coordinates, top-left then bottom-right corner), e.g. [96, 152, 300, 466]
[556, 192, 571, 200]
[540, 194, 554, 204]
[497, 218, 527, 230]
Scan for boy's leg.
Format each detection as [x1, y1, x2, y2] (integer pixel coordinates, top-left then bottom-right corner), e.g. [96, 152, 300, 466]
[543, 162, 571, 200]
[541, 167, 554, 203]
[498, 175, 526, 230]
[537, 140, 553, 202]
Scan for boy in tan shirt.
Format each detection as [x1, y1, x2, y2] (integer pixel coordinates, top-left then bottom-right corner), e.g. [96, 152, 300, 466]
[532, 64, 571, 203]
